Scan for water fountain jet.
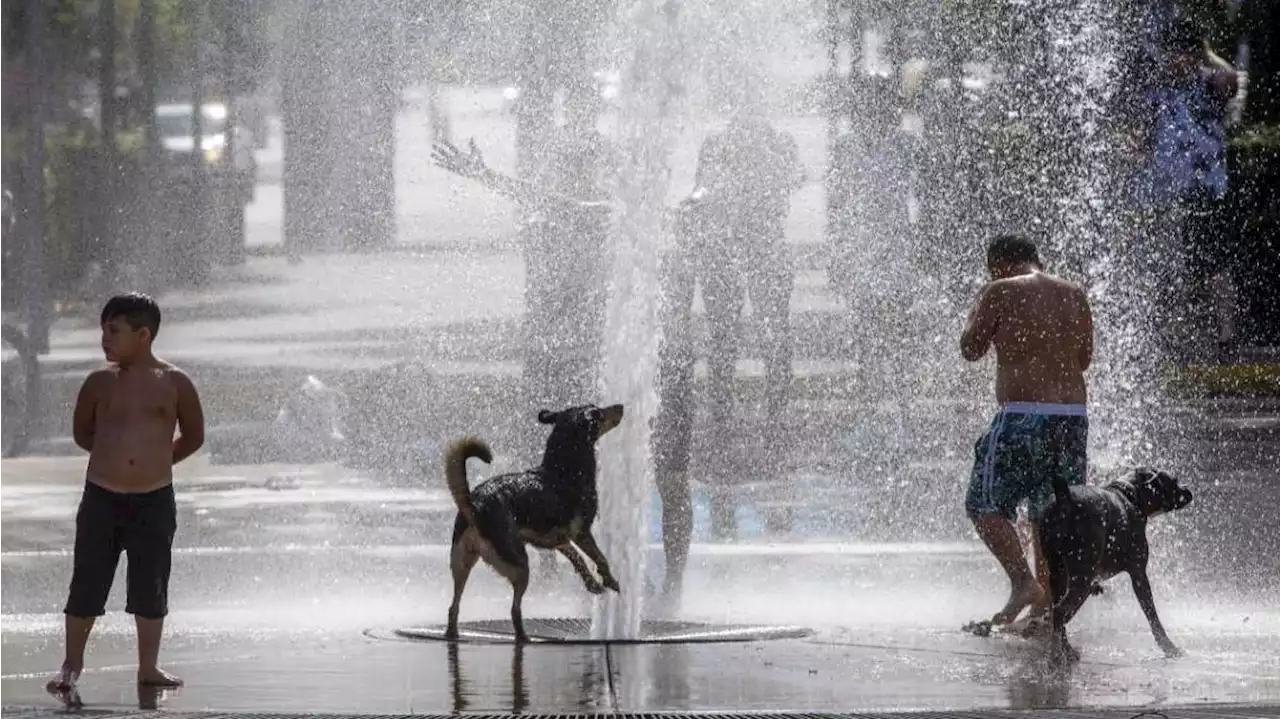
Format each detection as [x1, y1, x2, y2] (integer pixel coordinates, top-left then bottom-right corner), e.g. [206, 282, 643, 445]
[589, 0, 684, 641]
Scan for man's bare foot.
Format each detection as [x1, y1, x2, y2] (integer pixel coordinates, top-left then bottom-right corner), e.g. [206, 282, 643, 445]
[991, 580, 1044, 625]
[137, 667, 183, 687]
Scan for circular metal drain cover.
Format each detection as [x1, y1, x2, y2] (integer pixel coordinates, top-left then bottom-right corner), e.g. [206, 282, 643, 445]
[395, 617, 813, 644]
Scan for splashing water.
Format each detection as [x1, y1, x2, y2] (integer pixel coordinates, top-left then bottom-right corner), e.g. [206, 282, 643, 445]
[590, 0, 683, 640]
[1033, 0, 1161, 469]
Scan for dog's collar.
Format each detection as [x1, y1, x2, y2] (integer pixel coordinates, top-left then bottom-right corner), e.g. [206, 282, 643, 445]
[1106, 480, 1141, 509]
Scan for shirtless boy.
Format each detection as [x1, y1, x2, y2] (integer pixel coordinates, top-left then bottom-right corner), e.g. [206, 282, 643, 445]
[48, 293, 205, 694]
[960, 235, 1093, 626]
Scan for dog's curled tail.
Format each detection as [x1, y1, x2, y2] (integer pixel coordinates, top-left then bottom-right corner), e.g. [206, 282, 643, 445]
[1052, 476, 1072, 505]
[444, 437, 493, 525]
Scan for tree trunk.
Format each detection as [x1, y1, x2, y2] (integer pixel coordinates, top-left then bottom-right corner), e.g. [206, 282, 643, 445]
[98, 0, 118, 275]
[1242, 0, 1279, 124]
[282, 0, 339, 256]
[139, 0, 158, 158]
[22, 0, 51, 353]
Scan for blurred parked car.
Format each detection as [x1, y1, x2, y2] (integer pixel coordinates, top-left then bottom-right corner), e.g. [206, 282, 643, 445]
[156, 102, 257, 204]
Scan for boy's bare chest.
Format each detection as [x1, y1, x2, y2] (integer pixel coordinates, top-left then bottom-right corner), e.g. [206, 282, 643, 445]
[99, 372, 177, 423]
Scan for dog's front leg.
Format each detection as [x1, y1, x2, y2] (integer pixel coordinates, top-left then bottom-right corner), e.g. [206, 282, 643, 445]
[556, 544, 605, 594]
[1129, 566, 1181, 657]
[574, 531, 620, 592]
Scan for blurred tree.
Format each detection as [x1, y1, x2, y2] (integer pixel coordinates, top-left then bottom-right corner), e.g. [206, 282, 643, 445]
[4, 0, 274, 128]
[1239, 0, 1278, 123]
[207, 0, 272, 95]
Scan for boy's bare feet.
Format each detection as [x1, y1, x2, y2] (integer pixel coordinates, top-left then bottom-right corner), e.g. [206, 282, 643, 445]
[991, 578, 1044, 625]
[45, 663, 84, 708]
[137, 667, 183, 687]
[44, 662, 80, 693]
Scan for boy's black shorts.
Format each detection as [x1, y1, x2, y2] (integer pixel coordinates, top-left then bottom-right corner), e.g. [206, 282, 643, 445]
[64, 480, 176, 619]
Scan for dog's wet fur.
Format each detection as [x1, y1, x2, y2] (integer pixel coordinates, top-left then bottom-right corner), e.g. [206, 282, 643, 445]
[1041, 467, 1194, 662]
[444, 403, 625, 643]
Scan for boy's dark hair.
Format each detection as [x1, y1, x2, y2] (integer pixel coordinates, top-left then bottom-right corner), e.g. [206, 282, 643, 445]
[101, 292, 161, 340]
[987, 234, 1041, 268]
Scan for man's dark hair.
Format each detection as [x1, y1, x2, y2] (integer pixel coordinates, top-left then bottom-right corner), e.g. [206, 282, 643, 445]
[986, 234, 1041, 268]
[101, 292, 161, 339]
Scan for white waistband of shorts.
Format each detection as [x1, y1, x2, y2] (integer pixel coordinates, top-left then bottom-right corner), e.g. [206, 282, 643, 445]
[999, 401, 1087, 417]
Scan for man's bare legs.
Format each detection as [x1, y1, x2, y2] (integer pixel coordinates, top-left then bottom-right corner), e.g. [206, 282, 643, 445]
[973, 514, 1044, 624]
[136, 616, 182, 686]
[1028, 523, 1052, 619]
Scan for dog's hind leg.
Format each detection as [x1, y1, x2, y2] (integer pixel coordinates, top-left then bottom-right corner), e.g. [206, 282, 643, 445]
[507, 566, 531, 644]
[1045, 548, 1089, 663]
[1049, 577, 1093, 664]
[447, 539, 480, 639]
[486, 544, 532, 644]
[573, 530, 619, 592]
[556, 543, 605, 594]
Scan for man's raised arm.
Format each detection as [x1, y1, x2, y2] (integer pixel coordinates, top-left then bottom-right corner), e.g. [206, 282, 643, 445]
[961, 282, 1002, 362]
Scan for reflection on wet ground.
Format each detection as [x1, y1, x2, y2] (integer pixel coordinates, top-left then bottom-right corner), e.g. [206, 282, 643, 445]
[4, 616, 1279, 714]
[2, 456, 1278, 714]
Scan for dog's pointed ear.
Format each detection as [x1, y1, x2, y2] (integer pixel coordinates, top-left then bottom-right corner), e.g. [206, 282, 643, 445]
[538, 409, 557, 424]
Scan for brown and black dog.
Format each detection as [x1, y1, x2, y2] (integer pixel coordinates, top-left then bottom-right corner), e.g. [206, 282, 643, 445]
[444, 404, 624, 642]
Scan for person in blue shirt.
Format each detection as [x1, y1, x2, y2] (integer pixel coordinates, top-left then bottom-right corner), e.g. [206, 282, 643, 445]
[1130, 14, 1241, 361]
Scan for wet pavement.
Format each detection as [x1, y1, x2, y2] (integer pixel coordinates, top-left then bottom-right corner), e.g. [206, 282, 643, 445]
[3, 456, 1279, 715]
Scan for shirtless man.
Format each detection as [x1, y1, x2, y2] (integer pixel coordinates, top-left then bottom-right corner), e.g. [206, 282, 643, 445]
[48, 293, 205, 697]
[960, 235, 1093, 626]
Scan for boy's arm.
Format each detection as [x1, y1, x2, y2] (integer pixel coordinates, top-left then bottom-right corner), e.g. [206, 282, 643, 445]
[961, 282, 1002, 362]
[72, 371, 104, 452]
[171, 370, 205, 464]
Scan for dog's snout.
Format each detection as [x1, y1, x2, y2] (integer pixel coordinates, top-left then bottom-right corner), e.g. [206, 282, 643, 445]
[1177, 489, 1193, 507]
[599, 404, 624, 424]
[593, 403, 625, 438]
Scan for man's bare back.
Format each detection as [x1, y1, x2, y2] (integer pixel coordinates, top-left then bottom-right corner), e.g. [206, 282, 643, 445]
[74, 359, 202, 493]
[962, 271, 1093, 404]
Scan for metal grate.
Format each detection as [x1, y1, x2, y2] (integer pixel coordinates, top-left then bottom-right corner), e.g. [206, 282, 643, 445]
[394, 617, 814, 644]
[4, 704, 1280, 719]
